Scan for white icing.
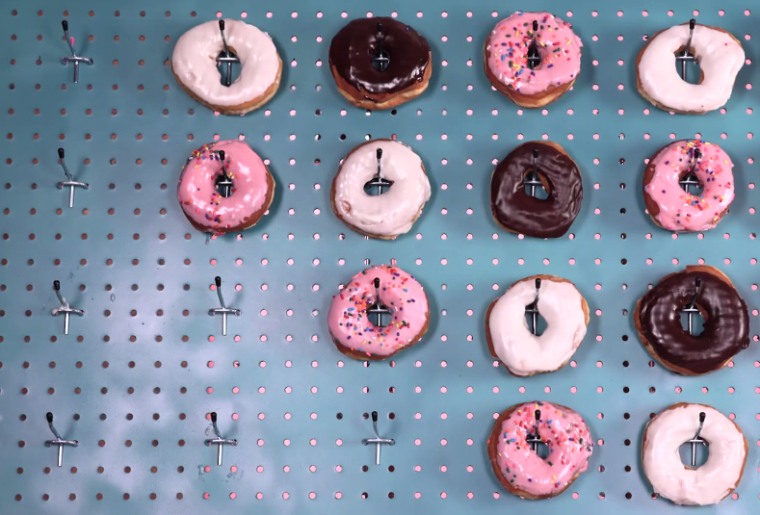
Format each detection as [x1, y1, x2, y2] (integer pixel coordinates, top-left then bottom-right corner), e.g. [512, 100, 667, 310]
[643, 404, 746, 506]
[172, 19, 280, 107]
[333, 140, 431, 238]
[638, 23, 744, 112]
[488, 277, 587, 376]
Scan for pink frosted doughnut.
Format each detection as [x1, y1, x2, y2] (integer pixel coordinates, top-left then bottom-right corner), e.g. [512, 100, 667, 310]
[177, 140, 275, 234]
[643, 140, 735, 232]
[485, 11, 583, 107]
[328, 264, 430, 360]
[488, 401, 594, 499]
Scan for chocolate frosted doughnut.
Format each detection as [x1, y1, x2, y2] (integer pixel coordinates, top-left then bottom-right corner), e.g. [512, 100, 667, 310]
[635, 265, 749, 375]
[329, 17, 432, 109]
[491, 141, 583, 238]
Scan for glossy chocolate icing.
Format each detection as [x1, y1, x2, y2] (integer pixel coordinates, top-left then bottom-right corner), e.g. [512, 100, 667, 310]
[491, 142, 583, 238]
[329, 17, 430, 96]
[637, 268, 749, 374]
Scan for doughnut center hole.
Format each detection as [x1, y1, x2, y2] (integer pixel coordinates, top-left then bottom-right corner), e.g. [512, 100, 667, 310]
[522, 170, 550, 200]
[215, 173, 234, 198]
[679, 304, 705, 336]
[363, 176, 394, 196]
[524, 303, 548, 336]
[679, 170, 703, 196]
[367, 301, 392, 328]
[678, 439, 709, 469]
[371, 49, 391, 72]
[674, 47, 701, 85]
[526, 435, 550, 460]
[216, 47, 241, 87]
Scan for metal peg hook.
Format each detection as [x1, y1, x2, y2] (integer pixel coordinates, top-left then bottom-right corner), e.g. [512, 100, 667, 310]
[525, 278, 542, 336]
[60, 19, 93, 84]
[45, 412, 78, 467]
[677, 19, 698, 81]
[362, 411, 395, 465]
[51, 280, 84, 335]
[681, 277, 702, 336]
[217, 20, 240, 87]
[209, 276, 241, 336]
[364, 147, 394, 196]
[527, 20, 541, 70]
[679, 147, 702, 194]
[524, 148, 544, 198]
[214, 150, 233, 197]
[205, 412, 238, 466]
[56, 148, 89, 208]
[372, 23, 391, 72]
[367, 277, 392, 327]
[526, 409, 543, 451]
[687, 411, 708, 467]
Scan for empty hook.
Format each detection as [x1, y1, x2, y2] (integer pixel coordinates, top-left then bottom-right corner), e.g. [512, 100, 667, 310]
[56, 147, 89, 208]
[60, 19, 93, 84]
[205, 411, 238, 466]
[209, 276, 240, 336]
[362, 411, 395, 465]
[45, 412, 78, 467]
[51, 280, 84, 335]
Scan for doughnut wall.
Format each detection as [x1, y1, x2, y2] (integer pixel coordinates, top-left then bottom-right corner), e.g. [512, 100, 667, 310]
[0, 2, 758, 515]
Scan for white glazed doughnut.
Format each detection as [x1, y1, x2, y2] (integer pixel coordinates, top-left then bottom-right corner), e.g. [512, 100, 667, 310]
[486, 275, 589, 376]
[643, 403, 747, 505]
[636, 22, 744, 113]
[172, 19, 282, 115]
[331, 139, 431, 240]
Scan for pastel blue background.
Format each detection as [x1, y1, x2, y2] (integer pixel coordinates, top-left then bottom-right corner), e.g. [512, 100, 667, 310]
[0, 1, 758, 514]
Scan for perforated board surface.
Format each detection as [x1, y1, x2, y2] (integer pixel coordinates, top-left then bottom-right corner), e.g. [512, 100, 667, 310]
[1, 0, 759, 514]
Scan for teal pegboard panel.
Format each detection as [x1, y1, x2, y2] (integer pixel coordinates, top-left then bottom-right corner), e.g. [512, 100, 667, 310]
[0, 0, 758, 514]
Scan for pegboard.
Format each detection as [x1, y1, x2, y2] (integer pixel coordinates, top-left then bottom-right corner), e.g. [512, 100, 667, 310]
[0, 0, 758, 514]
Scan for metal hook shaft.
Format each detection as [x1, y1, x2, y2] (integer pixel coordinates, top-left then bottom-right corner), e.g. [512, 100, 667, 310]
[688, 411, 708, 467]
[525, 148, 543, 198]
[362, 411, 395, 465]
[45, 412, 78, 467]
[206, 412, 238, 466]
[209, 276, 240, 336]
[679, 19, 697, 81]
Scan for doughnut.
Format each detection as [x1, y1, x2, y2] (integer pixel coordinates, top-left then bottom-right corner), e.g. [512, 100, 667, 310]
[329, 17, 432, 110]
[491, 141, 583, 238]
[486, 275, 589, 376]
[643, 140, 735, 232]
[485, 12, 583, 108]
[177, 140, 275, 235]
[328, 264, 429, 360]
[642, 403, 747, 505]
[636, 21, 744, 113]
[488, 401, 594, 499]
[172, 19, 282, 115]
[635, 265, 749, 375]
[331, 139, 431, 240]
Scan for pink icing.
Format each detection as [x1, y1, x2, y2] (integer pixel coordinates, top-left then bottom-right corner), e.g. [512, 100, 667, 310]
[645, 140, 735, 231]
[493, 401, 593, 497]
[177, 140, 272, 234]
[486, 12, 582, 96]
[328, 265, 429, 358]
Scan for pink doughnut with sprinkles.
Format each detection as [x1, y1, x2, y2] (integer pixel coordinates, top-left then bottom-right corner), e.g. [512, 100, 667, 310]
[488, 401, 594, 499]
[643, 140, 735, 232]
[485, 11, 583, 108]
[328, 264, 430, 360]
[177, 140, 275, 235]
